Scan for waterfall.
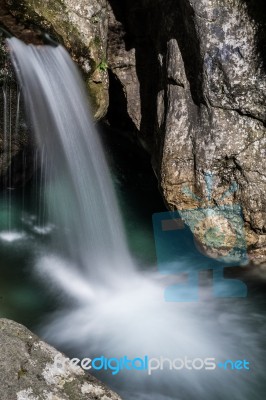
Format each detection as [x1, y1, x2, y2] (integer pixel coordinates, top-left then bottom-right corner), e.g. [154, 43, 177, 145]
[6, 38, 266, 400]
[7, 38, 134, 286]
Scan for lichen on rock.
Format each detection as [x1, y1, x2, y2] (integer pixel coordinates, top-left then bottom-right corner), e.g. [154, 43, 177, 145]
[0, 318, 122, 400]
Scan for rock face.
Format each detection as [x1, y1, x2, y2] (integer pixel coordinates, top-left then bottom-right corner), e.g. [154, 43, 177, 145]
[0, 0, 109, 119]
[0, 318, 122, 400]
[0, 0, 109, 182]
[107, 0, 266, 264]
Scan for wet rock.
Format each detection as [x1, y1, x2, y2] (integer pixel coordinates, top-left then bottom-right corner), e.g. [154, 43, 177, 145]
[0, 35, 32, 186]
[0, 0, 109, 119]
[0, 318, 122, 400]
[0, 0, 109, 182]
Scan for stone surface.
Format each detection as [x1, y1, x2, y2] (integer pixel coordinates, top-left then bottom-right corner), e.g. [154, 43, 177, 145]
[107, 0, 266, 264]
[107, 2, 141, 133]
[0, 318, 122, 400]
[0, 0, 109, 119]
[0, 0, 109, 182]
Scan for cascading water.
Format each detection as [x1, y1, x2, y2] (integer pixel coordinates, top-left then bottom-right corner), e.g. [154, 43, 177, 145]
[0, 79, 26, 241]
[6, 37, 266, 400]
[8, 37, 134, 286]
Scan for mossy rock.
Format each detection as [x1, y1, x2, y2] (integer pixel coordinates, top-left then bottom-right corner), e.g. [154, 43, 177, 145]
[2, 0, 109, 119]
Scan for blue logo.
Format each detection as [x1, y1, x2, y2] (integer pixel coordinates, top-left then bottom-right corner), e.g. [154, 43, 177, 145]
[153, 173, 248, 302]
[217, 360, 250, 370]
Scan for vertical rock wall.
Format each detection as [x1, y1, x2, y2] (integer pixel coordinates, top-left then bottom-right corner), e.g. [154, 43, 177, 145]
[107, 0, 266, 264]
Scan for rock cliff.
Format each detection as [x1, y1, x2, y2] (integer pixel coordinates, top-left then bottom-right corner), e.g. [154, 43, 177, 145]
[107, 0, 266, 264]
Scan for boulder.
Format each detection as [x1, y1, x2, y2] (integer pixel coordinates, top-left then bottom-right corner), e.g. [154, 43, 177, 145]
[0, 318, 122, 400]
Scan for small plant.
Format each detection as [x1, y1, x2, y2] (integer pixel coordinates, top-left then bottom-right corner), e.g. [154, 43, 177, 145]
[97, 60, 108, 72]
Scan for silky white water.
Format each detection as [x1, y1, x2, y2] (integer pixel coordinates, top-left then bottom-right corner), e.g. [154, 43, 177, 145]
[7, 38, 266, 400]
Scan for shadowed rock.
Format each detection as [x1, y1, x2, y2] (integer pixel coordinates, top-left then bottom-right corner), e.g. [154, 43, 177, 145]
[107, 0, 266, 264]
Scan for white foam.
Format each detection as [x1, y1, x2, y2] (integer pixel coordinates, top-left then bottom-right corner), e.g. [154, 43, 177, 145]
[38, 255, 266, 400]
[33, 224, 55, 235]
[0, 231, 26, 242]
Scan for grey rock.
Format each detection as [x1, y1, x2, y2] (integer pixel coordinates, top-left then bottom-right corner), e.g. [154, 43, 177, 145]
[0, 318, 122, 400]
[107, 0, 266, 264]
[107, 2, 141, 131]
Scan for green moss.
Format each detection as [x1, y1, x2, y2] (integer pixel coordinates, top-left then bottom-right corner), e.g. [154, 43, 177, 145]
[97, 60, 108, 72]
[17, 367, 27, 379]
[63, 380, 83, 400]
